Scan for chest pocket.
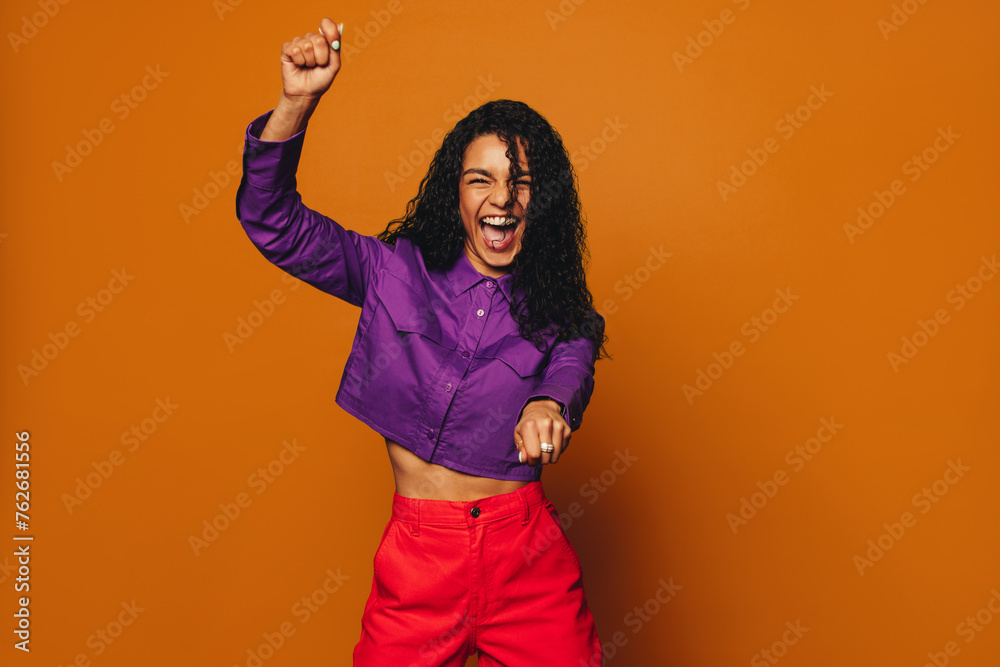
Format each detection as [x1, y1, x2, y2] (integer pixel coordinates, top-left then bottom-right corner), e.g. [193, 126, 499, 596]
[372, 272, 446, 345]
[480, 332, 550, 378]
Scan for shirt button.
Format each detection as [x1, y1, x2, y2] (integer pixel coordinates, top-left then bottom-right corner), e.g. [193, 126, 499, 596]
[470, 506, 481, 518]
[462, 351, 470, 358]
[486, 281, 494, 289]
[476, 309, 485, 317]
[445, 382, 452, 392]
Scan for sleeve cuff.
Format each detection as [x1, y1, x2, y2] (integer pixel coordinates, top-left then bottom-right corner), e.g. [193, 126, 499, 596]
[520, 394, 573, 429]
[242, 109, 309, 191]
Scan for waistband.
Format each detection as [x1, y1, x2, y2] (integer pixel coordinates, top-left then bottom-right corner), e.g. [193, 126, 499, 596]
[391, 481, 549, 535]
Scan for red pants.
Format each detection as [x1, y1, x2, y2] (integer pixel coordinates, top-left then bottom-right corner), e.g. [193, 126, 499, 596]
[353, 481, 603, 666]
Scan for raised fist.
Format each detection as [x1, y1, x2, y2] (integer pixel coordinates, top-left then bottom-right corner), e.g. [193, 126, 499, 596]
[278, 17, 343, 102]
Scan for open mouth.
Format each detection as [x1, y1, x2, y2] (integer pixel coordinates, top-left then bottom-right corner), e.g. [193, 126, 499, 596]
[479, 215, 520, 251]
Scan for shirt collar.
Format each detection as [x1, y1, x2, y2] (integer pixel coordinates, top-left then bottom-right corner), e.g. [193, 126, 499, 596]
[447, 250, 517, 304]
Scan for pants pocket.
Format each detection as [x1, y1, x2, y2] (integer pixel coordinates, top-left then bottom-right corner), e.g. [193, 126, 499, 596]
[372, 517, 395, 600]
[538, 501, 584, 574]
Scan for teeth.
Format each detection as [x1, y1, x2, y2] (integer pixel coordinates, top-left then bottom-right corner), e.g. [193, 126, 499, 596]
[481, 216, 516, 226]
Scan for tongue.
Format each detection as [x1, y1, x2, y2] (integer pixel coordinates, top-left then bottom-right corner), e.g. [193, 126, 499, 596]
[483, 223, 511, 246]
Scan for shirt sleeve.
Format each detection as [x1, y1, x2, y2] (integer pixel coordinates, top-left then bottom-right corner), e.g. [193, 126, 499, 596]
[517, 312, 605, 431]
[235, 109, 392, 307]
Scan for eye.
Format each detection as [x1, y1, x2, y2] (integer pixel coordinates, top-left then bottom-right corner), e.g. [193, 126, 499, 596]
[468, 178, 489, 184]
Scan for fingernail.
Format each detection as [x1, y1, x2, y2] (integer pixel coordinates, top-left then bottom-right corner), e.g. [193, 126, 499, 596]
[518, 451, 526, 463]
[339, 22, 344, 35]
[332, 40, 340, 50]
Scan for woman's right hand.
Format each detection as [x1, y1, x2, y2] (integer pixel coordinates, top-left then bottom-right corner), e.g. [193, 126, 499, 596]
[279, 17, 343, 103]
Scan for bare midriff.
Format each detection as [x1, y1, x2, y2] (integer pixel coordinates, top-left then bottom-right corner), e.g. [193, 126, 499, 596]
[385, 437, 530, 501]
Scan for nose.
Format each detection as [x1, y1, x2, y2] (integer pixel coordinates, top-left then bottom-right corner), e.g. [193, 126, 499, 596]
[487, 181, 516, 210]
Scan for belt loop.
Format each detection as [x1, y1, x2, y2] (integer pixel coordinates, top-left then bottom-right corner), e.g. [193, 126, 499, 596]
[411, 500, 421, 537]
[520, 487, 530, 525]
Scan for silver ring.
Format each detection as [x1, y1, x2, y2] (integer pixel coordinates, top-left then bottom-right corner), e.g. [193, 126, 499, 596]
[540, 442, 554, 453]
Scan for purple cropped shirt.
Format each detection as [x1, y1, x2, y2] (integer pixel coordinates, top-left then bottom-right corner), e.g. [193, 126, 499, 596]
[235, 109, 604, 481]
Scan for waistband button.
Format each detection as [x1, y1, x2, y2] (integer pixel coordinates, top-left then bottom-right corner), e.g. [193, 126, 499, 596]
[470, 506, 481, 518]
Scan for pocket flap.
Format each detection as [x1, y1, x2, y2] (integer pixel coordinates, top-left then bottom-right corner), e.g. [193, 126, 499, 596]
[481, 333, 549, 378]
[373, 273, 445, 344]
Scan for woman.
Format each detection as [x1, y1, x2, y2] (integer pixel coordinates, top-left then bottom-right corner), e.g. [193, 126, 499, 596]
[236, 17, 610, 666]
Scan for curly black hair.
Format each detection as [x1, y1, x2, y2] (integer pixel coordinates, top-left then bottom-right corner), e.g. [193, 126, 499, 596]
[376, 99, 610, 363]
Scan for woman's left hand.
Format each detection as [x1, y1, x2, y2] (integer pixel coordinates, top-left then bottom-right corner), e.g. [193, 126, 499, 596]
[514, 399, 571, 466]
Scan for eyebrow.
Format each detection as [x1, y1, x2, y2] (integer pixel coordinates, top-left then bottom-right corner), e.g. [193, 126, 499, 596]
[461, 168, 532, 178]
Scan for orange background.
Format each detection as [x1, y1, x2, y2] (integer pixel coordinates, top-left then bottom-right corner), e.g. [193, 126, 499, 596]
[2, 0, 998, 665]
